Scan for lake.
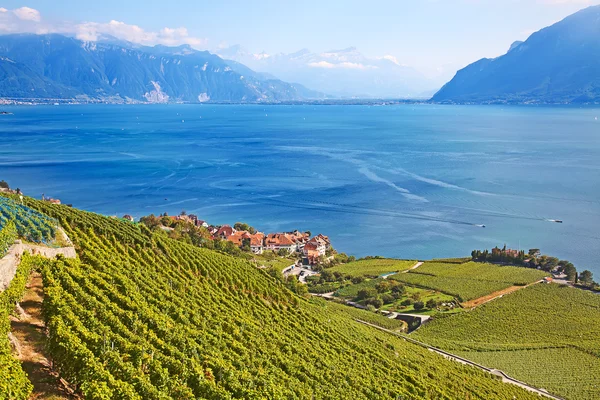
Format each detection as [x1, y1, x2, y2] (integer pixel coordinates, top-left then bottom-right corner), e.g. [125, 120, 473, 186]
[1, 104, 599, 276]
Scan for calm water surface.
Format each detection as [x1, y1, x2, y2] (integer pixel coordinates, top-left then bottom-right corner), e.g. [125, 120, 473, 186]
[1, 104, 599, 275]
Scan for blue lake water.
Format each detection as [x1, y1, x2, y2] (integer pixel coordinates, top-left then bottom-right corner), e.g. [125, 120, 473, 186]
[1, 104, 599, 276]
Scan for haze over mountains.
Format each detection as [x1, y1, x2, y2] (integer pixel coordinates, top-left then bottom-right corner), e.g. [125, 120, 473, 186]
[433, 5, 600, 103]
[218, 45, 441, 98]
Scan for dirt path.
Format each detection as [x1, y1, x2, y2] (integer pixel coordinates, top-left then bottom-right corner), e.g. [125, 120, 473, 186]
[461, 280, 543, 309]
[401, 261, 424, 273]
[10, 272, 77, 399]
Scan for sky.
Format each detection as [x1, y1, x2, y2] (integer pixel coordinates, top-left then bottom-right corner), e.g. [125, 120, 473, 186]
[1, 0, 600, 76]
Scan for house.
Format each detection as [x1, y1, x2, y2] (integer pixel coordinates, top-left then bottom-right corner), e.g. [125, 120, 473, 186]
[226, 230, 251, 247]
[491, 247, 520, 258]
[122, 214, 135, 222]
[216, 225, 235, 239]
[249, 232, 265, 254]
[46, 198, 61, 205]
[286, 230, 310, 249]
[225, 231, 265, 254]
[314, 234, 331, 249]
[303, 236, 327, 256]
[265, 233, 297, 254]
[196, 219, 209, 228]
[304, 248, 321, 265]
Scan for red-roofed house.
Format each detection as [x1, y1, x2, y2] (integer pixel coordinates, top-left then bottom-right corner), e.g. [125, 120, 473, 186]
[216, 225, 235, 239]
[249, 232, 265, 254]
[265, 233, 297, 253]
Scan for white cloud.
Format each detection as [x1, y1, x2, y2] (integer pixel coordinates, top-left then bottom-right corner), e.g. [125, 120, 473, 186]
[0, 7, 207, 49]
[13, 7, 41, 22]
[307, 61, 377, 70]
[76, 20, 206, 47]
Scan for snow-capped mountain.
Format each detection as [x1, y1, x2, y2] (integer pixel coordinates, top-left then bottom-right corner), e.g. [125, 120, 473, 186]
[218, 46, 440, 98]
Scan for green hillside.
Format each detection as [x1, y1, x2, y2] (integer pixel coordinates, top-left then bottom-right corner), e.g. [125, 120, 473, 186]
[0, 196, 544, 399]
[413, 284, 600, 399]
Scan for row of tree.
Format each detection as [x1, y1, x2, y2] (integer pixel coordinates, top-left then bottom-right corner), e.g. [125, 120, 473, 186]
[472, 246, 596, 286]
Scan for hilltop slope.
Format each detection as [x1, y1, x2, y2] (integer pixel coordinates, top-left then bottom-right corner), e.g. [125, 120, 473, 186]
[432, 5, 600, 103]
[0, 195, 541, 399]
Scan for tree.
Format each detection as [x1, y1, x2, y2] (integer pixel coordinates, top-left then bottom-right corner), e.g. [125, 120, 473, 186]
[357, 288, 377, 300]
[528, 248, 541, 257]
[579, 270, 594, 286]
[234, 222, 256, 234]
[241, 238, 251, 252]
[160, 216, 172, 227]
[320, 270, 334, 282]
[0, 180, 9, 189]
[563, 264, 577, 281]
[381, 294, 395, 304]
[375, 281, 390, 293]
[351, 276, 364, 284]
[277, 248, 289, 257]
[366, 297, 383, 309]
[390, 282, 405, 295]
[426, 299, 438, 309]
[413, 301, 425, 311]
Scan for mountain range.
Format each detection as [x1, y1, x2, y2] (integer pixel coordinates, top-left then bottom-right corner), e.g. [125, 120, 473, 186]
[0, 34, 323, 103]
[2, 5, 600, 104]
[432, 5, 600, 104]
[218, 45, 440, 98]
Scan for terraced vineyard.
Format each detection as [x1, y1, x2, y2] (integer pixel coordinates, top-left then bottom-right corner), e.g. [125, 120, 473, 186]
[0, 221, 16, 257]
[389, 261, 547, 301]
[413, 284, 600, 399]
[0, 196, 57, 243]
[328, 258, 416, 278]
[11, 197, 541, 399]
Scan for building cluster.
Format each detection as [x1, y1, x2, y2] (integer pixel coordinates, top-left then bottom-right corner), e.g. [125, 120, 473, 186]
[211, 224, 332, 264]
[126, 211, 334, 265]
[42, 194, 61, 205]
[491, 247, 522, 259]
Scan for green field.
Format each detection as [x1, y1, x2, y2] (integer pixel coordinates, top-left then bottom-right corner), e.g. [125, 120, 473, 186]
[328, 258, 416, 277]
[2, 195, 542, 400]
[413, 284, 600, 399]
[389, 261, 547, 301]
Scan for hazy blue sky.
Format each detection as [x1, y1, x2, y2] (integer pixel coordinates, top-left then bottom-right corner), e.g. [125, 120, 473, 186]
[2, 0, 599, 74]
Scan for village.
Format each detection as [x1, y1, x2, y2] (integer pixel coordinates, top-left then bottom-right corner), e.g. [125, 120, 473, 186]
[123, 211, 334, 267]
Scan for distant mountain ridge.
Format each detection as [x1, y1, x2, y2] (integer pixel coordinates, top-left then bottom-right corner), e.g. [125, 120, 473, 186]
[432, 5, 600, 104]
[0, 34, 324, 103]
[218, 45, 440, 98]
